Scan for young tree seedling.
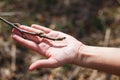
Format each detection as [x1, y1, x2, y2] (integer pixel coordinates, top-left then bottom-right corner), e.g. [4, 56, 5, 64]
[0, 17, 66, 41]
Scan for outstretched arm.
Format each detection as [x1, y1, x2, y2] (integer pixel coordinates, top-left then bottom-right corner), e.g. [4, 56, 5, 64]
[12, 24, 83, 70]
[12, 24, 120, 75]
[75, 45, 120, 75]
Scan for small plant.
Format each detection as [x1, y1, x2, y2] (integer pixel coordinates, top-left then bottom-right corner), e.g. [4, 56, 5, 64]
[0, 17, 66, 41]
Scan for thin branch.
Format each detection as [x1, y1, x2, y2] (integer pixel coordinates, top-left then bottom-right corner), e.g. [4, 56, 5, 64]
[0, 12, 23, 16]
[0, 17, 66, 41]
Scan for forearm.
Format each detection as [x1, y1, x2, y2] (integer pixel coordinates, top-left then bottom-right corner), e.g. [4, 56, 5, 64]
[75, 45, 120, 75]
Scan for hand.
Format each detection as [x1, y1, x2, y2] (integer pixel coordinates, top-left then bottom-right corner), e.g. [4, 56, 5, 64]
[12, 24, 83, 71]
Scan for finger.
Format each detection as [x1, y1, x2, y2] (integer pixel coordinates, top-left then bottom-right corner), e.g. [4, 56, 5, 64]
[12, 28, 22, 36]
[12, 34, 39, 52]
[45, 31, 59, 38]
[20, 25, 43, 33]
[29, 58, 59, 71]
[12, 25, 43, 43]
[31, 24, 51, 33]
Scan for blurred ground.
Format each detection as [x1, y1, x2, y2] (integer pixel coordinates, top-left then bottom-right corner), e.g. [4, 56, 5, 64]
[0, 0, 120, 80]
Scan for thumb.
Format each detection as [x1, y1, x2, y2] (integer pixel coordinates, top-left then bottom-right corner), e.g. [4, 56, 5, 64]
[29, 58, 59, 71]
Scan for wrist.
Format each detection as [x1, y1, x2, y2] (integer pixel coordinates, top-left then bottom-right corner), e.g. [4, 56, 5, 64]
[73, 43, 85, 66]
[73, 45, 92, 67]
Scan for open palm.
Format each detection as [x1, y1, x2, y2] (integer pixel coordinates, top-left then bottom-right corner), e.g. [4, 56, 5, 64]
[12, 24, 82, 71]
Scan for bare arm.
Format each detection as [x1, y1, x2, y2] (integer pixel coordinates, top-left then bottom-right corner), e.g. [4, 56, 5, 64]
[75, 45, 120, 75]
[12, 24, 120, 76]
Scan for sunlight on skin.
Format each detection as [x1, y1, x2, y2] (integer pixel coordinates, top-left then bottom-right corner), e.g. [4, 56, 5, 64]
[12, 24, 120, 75]
[12, 24, 82, 71]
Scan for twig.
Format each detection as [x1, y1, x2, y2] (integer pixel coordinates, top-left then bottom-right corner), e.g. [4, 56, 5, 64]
[104, 28, 111, 47]
[104, 28, 112, 80]
[0, 12, 23, 16]
[0, 17, 66, 41]
[11, 44, 16, 72]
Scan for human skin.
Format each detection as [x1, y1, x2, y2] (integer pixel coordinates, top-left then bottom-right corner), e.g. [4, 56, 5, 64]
[76, 45, 120, 75]
[12, 24, 120, 76]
